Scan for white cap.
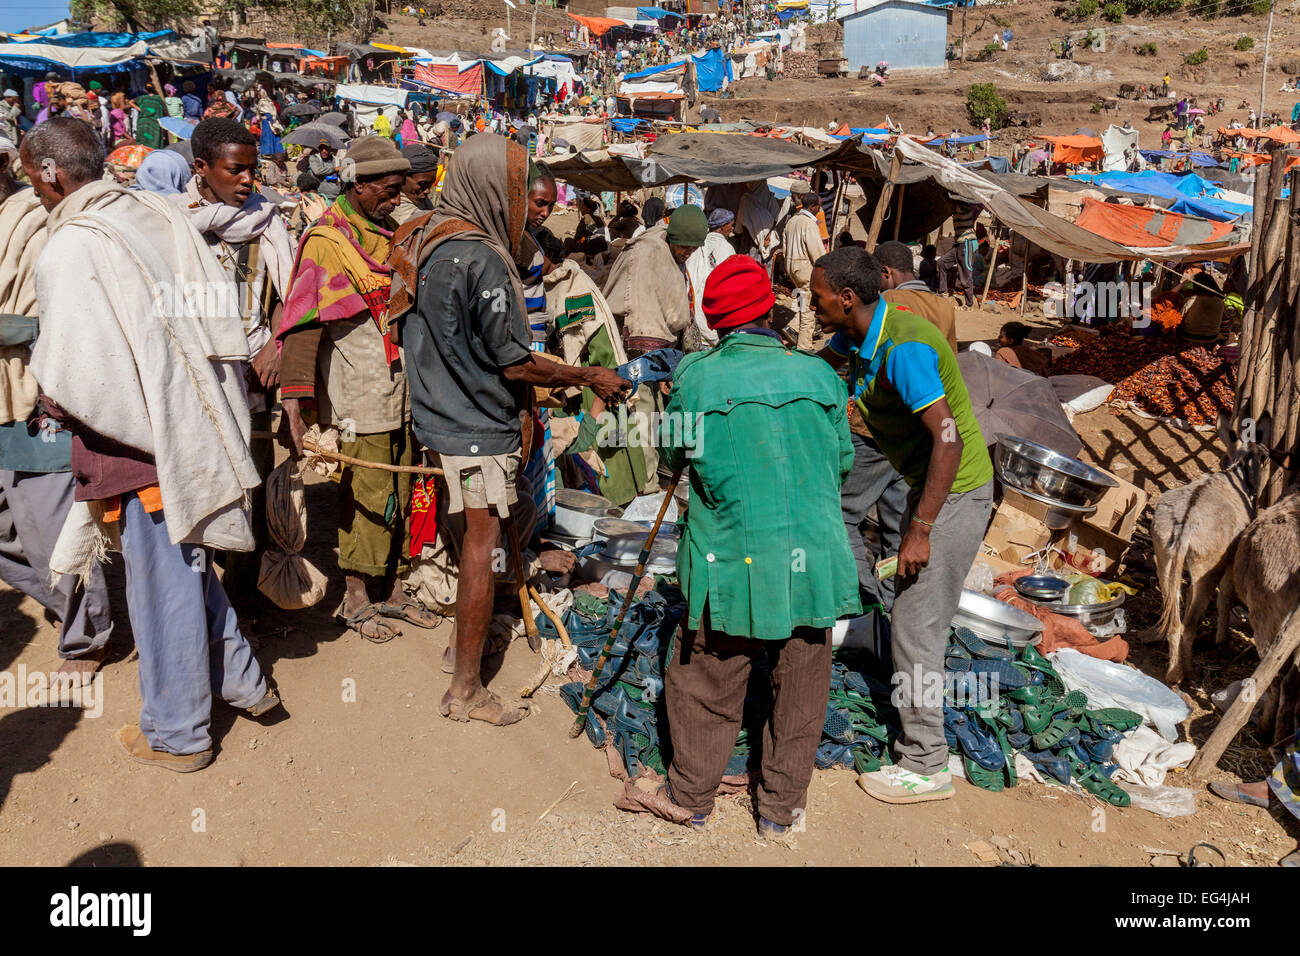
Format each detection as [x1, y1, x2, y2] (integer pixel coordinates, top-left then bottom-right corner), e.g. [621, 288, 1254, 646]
[3, 89, 17, 98]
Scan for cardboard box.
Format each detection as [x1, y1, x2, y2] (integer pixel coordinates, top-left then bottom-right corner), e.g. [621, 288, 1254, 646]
[1085, 467, 1149, 541]
[983, 496, 1054, 567]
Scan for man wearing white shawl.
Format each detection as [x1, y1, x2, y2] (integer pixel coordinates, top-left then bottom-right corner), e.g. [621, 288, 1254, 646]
[173, 118, 295, 618]
[22, 118, 278, 774]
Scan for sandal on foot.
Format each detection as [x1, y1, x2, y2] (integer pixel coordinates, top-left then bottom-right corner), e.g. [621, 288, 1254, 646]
[439, 687, 529, 726]
[336, 603, 399, 644]
[246, 680, 281, 718]
[1208, 780, 1270, 808]
[376, 599, 445, 629]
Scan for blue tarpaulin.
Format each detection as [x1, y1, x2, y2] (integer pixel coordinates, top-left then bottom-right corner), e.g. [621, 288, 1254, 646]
[12, 30, 175, 47]
[1139, 148, 1222, 168]
[928, 133, 991, 146]
[1069, 170, 1249, 221]
[610, 117, 652, 133]
[637, 6, 684, 18]
[965, 155, 1011, 173]
[623, 46, 731, 92]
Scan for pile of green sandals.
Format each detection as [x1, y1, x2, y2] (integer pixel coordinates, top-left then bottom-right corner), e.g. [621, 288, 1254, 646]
[816, 627, 1142, 807]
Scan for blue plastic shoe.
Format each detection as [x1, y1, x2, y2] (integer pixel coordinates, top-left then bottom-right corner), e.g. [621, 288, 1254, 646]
[815, 739, 855, 769]
[943, 705, 1005, 771]
[950, 625, 1014, 661]
[1023, 748, 1072, 785]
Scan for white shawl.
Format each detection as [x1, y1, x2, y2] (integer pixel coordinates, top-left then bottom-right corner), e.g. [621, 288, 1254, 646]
[30, 180, 259, 575]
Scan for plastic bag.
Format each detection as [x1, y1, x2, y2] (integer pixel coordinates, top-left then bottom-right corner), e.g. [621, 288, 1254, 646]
[1059, 572, 1138, 605]
[1125, 784, 1197, 818]
[1088, 607, 1127, 637]
[1051, 647, 1190, 740]
[964, 560, 997, 595]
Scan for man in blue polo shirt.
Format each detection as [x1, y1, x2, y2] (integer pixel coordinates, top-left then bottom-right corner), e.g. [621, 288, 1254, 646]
[811, 246, 994, 805]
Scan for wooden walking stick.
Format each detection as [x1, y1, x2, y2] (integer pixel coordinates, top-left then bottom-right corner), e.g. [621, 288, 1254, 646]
[520, 585, 573, 698]
[506, 517, 540, 652]
[568, 464, 684, 739]
[1188, 605, 1300, 777]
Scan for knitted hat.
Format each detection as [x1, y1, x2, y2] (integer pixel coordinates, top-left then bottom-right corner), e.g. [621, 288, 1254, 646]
[703, 254, 776, 330]
[666, 204, 708, 247]
[401, 143, 438, 173]
[342, 136, 411, 180]
[706, 207, 734, 228]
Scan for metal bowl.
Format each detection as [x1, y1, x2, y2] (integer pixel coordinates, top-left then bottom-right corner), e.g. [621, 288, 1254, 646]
[999, 481, 1098, 530]
[553, 489, 617, 541]
[1023, 592, 1125, 629]
[951, 589, 1045, 649]
[995, 435, 1118, 508]
[1014, 575, 1070, 601]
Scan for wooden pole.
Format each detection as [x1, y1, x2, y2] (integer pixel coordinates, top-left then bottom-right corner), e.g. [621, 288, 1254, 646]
[980, 228, 1000, 308]
[960, 1, 967, 62]
[865, 153, 901, 252]
[1188, 606, 1300, 777]
[891, 182, 906, 241]
[1259, 0, 1275, 122]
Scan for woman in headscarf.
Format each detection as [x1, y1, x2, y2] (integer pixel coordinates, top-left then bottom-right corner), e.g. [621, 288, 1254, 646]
[129, 148, 192, 196]
[399, 110, 418, 149]
[108, 91, 133, 147]
[386, 132, 628, 726]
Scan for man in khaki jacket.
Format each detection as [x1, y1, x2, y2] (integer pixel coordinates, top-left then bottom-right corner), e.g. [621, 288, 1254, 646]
[781, 191, 827, 350]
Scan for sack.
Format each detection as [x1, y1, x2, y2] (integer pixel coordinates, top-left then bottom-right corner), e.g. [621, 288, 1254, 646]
[256, 460, 328, 610]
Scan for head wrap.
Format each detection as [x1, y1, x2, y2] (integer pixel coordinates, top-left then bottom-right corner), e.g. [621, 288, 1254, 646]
[88, 80, 103, 90]
[641, 196, 666, 227]
[342, 136, 411, 180]
[164, 83, 177, 96]
[401, 143, 438, 173]
[666, 204, 707, 247]
[703, 254, 776, 330]
[707, 207, 735, 228]
[129, 149, 192, 196]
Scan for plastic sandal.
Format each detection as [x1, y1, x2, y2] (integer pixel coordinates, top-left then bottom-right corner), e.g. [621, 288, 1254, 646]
[1017, 643, 1065, 694]
[1061, 690, 1089, 716]
[950, 625, 1014, 661]
[1087, 707, 1143, 733]
[964, 755, 1005, 791]
[853, 747, 887, 775]
[824, 706, 856, 745]
[1032, 722, 1080, 752]
[1023, 748, 1072, 785]
[944, 705, 1004, 771]
[944, 656, 1029, 691]
[1071, 757, 1131, 806]
[815, 739, 855, 769]
[1006, 685, 1045, 706]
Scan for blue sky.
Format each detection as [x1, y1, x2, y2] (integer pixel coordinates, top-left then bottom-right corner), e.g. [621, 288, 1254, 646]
[0, 2, 71, 33]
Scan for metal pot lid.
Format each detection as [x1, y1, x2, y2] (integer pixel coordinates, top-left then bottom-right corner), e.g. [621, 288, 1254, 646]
[1014, 575, 1071, 600]
[554, 488, 615, 515]
[601, 531, 678, 565]
[591, 517, 647, 538]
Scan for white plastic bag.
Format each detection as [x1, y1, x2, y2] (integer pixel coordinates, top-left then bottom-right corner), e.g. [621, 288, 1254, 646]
[1125, 784, 1197, 818]
[1050, 647, 1190, 741]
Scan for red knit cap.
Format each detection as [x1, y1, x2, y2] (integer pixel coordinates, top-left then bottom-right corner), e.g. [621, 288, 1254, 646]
[702, 254, 776, 330]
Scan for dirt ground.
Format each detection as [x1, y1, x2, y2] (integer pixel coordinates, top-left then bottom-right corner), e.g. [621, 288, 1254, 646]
[3, 298, 1296, 868]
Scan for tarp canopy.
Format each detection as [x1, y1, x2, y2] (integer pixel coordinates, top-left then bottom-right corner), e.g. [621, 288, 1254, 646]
[1068, 170, 1250, 221]
[335, 82, 408, 106]
[1040, 134, 1104, 165]
[549, 116, 605, 151]
[567, 13, 626, 36]
[1262, 125, 1300, 145]
[923, 133, 991, 147]
[410, 62, 482, 97]
[1073, 197, 1235, 249]
[1139, 149, 1222, 168]
[623, 46, 730, 92]
[637, 6, 684, 18]
[0, 36, 150, 74]
[1100, 123, 1139, 172]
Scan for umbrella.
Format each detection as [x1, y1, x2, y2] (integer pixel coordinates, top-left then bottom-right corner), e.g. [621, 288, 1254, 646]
[107, 144, 153, 169]
[956, 351, 1082, 459]
[1186, 107, 1206, 115]
[319, 111, 349, 128]
[284, 103, 322, 118]
[159, 117, 198, 140]
[282, 122, 349, 149]
[436, 111, 457, 123]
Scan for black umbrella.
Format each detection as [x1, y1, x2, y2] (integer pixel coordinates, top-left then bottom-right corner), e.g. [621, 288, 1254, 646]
[284, 103, 321, 118]
[282, 121, 349, 149]
[319, 111, 349, 128]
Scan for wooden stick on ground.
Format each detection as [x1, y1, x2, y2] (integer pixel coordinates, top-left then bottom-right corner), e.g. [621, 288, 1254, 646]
[980, 228, 1001, 308]
[520, 585, 572, 698]
[1188, 605, 1300, 777]
[506, 518, 540, 652]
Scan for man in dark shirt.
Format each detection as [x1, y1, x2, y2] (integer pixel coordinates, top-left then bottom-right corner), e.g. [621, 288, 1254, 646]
[397, 133, 629, 727]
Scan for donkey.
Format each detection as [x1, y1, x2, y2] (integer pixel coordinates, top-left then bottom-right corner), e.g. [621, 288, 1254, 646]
[1148, 413, 1270, 686]
[1215, 485, 1300, 741]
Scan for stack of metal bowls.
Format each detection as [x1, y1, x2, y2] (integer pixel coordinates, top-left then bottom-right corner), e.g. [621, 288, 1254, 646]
[994, 435, 1118, 530]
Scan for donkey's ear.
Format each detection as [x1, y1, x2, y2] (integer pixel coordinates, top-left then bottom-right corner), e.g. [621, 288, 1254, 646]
[1217, 411, 1236, 450]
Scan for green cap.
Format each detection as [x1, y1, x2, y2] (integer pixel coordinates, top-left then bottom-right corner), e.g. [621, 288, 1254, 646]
[666, 204, 707, 247]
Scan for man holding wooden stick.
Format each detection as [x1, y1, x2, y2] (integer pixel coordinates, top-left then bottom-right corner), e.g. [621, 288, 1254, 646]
[388, 132, 629, 727]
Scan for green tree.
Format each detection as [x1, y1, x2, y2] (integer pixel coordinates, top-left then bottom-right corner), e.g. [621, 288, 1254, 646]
[967, 82, 1009, 128]
[70, 0, 200, 30]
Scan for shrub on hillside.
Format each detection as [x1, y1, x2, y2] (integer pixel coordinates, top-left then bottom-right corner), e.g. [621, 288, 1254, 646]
[1235, 35, 1255, 50]
[1135, 40, 1158, 55]
[966, 83, 1009, 129]
[1189, 0, 1221, 17]
[1072, 0, 1099, 19]
[1102, 1, 1124, 20]
[1185, 47, 1209, 65]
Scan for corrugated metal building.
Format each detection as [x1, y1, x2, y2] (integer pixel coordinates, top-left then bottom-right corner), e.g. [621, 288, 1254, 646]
[839, 0, 948, 72]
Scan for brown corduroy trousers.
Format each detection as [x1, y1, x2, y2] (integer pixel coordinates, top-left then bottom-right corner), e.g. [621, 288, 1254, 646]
[665, 619, 832, 826]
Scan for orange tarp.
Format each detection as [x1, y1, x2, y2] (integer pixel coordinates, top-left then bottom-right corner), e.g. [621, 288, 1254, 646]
[1221, 150, 1300, 171]
[1216, 126, 1266, 138]
[1041, 134, 1104, 165]
[568, 13, 626, 36]
[1262, 125, 1300, 144]
[1074, 198, 1234, 248]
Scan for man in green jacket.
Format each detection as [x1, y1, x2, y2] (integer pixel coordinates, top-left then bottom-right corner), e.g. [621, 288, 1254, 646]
[658, 254, 861, 838]
[812, 246, 994, 805]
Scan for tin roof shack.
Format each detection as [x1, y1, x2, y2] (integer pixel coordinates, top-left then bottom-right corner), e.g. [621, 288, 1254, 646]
[838, 0, 947, 73]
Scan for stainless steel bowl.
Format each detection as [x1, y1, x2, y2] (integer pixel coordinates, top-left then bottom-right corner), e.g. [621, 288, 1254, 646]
[951, 589, 1045, 648]
[1023, 592, 1125, 629]
[995, 435, 1118, 508]
[1014, 575, 1070, 601]
[999, 481, 1098, 530]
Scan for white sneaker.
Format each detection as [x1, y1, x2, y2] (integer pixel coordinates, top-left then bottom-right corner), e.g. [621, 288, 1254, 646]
[858, 764, 954, 804]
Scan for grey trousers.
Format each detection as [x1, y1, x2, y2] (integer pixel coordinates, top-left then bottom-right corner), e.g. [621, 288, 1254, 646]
[0, 469, 114, 659]
[840, 433, 909, 610]
[890, 480, 993, 773]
